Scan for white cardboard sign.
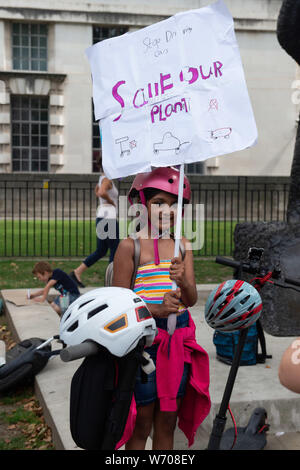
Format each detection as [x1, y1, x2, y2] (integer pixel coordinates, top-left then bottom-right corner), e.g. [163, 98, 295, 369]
[86, 0, 257, 179]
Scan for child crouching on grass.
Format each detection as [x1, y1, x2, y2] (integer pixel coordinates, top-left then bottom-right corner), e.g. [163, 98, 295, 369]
[30, 261, 80, 316]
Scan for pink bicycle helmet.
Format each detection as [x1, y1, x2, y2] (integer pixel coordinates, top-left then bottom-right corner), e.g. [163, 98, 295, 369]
[128, 166, 191, 204]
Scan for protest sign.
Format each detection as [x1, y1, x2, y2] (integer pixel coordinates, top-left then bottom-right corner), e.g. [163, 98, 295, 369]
[86, 0, 257, 179]
[86, 0, 258, 334]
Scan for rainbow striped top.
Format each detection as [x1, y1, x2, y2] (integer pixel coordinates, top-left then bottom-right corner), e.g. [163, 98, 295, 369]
[133, 259, 186, 313]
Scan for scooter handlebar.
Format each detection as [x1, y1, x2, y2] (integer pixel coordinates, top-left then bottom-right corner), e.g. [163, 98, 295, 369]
[60, 340, 100, 362]
[215, 256, 300, 289]
[215, 256, 241, 270]
[284, 277, 300, 288]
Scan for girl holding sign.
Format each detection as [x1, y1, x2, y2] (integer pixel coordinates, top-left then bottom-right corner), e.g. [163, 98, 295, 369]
[113, 167, 210, 450]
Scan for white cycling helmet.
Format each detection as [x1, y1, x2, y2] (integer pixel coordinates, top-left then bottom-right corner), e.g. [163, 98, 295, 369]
[205, 279, 262, 333]
[59, 287, 157, 357]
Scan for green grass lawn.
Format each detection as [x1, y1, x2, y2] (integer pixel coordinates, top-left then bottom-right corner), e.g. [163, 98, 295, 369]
[0, 257, 234, 290]
[0, 219, 236, 257]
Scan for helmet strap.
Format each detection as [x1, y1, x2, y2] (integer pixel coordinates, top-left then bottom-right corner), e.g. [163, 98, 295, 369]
[138, 190, 172, 266]
[139, 189, 161, 265]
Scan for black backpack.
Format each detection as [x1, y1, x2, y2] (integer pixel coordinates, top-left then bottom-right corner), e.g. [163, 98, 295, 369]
[0, 338, 52, 393]
[69, 340, 148, 450]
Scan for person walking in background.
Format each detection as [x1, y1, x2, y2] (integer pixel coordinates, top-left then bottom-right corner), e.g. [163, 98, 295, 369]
[70, 173, 120, 288]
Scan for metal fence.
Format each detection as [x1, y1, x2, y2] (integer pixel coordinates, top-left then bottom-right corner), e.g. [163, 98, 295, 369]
[0, 175, 290, 258]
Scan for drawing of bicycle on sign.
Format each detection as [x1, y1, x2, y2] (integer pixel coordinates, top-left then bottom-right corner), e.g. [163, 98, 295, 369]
[210, 127, 232, 140]
[153, 132, 190, 155]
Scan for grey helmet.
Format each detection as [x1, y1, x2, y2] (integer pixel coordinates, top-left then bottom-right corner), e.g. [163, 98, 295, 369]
[205, 280, 262, 333]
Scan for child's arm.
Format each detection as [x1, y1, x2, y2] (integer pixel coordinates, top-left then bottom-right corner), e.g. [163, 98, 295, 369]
[169, 238, 198, 307]
[30, 289, 44, 299]
[32, 279, 57, 302]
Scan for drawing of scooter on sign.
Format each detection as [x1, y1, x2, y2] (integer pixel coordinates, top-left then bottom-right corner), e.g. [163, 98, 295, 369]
[210, 127, 232, 140]
[115, 137, 131, 157]
[153, 132, 190, 155]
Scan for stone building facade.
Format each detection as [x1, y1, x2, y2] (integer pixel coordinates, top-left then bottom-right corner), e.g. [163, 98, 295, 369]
[0, 0, 298, 176]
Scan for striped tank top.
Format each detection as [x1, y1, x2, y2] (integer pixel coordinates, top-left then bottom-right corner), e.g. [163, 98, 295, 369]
[133, 259, 186, 313]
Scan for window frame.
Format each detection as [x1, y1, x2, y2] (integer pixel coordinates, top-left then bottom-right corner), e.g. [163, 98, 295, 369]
[11, 22, 48, 72]
[11, 94, 50, 173]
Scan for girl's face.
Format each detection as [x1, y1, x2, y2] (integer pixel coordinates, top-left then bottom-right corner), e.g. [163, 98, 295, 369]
[146, 191, 178, 233]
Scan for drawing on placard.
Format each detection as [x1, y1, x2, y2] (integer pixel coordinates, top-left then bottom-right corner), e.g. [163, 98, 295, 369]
[129, 140, 137, 149]
[115, 137, 130, 157]
[153, 131, 190, 155]
[115, 137, 138, 157]
[208, 99, 219, 111]
[210, 127, 232, 140]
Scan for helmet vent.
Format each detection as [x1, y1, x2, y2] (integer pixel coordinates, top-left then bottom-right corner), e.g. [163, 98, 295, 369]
[87, 303, 108, 319]
[240, 295, 250, 305]
[221, 307, 235, 318]
[168, 178, 174, 184]
[78, 299, 93, 309]
[134, 298, 142, 303]
[64, 312, 71, 322]
[67, 321, 78, 332]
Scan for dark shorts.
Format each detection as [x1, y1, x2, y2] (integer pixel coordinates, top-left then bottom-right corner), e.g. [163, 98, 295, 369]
[134, 310, 190, 407]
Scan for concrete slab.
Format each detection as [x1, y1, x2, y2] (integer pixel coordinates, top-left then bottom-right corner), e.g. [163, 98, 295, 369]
[1, 286, 300, 451]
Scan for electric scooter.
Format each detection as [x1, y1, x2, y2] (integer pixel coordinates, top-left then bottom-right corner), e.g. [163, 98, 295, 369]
[207, 247, 300, 450]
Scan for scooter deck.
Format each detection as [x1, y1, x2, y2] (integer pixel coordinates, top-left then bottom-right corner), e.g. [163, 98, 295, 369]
[220, 427, 267, 450]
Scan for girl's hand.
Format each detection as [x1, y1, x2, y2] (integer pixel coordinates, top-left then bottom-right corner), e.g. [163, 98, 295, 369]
[169, 257, 186, 288]
[161, 288, 181, 316]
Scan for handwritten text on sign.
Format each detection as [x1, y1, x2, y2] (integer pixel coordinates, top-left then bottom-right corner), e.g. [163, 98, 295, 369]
[86, 0, 257, 179]
[112, 61, 224, 122]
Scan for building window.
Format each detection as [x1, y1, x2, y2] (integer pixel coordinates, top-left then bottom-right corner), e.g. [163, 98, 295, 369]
[11, 95, 49, 172]
[92, 102, 102, 173]
[92, 26, 128, 173]
[186, 162, 204, 174]
[93, 26, 128, 44]
[12, 23, 48, 71]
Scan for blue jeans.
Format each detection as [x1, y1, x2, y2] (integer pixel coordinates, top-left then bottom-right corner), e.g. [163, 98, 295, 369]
[84, 218, 120, 266]
[134, 310, 190, 406]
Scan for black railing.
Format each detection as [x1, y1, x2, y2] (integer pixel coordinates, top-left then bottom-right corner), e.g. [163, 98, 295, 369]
[0, 175, 290, 258]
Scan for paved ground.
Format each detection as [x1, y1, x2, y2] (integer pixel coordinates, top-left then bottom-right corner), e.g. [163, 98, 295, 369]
[2, 285, 300, 451]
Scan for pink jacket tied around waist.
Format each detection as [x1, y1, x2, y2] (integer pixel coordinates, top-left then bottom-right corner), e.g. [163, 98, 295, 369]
[117, 311, 211, 449]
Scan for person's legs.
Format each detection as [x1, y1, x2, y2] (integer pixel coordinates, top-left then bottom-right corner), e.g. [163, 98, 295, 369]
[51, 297, 62, 316]
[152, 399, 181, 450]
[108, 220, 120, 262]
[72, 218, 108, 283]
[125, 402, 155, 450]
